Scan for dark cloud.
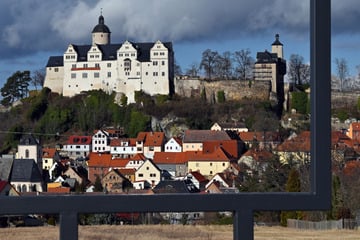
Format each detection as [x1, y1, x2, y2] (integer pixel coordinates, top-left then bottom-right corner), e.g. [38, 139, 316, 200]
[0, 0, 358, 61]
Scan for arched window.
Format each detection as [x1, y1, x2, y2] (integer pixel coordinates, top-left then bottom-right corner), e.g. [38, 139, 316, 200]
[25, 149, 29, 158]
[124, 59, 131, 71]
[22, 184, 27, 192]
[17, 185, 21, 192]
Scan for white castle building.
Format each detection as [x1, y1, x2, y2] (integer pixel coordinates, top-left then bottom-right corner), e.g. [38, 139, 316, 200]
[44, 14, 175, 103]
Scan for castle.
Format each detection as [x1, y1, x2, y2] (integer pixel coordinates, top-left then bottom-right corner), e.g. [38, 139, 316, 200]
[44, 14, 175, 103]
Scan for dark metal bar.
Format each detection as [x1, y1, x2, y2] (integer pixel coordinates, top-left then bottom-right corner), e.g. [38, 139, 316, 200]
[233, 210, 253, 240]
[60, 211, 78, 240]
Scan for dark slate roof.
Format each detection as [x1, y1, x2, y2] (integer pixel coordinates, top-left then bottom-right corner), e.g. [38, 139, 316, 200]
[46, 42, 173, 66]
[272, 34, 283, 46]
[10, 159, 43, 182]
[19, 134, 40, 146]
[46, 56, 63, 68]
[92, 15, 111, 33]
[0, 157, 14, 181]
[255, 50, 279, 64]
[153, 180, 199, 193]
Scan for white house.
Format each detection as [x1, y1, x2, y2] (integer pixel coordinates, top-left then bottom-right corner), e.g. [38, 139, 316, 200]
[63, 136, 92, 159]
[164, 137, 182, 152]
[135, 159, 161, 188]
[92, 130, 111, 153]
[110, 138, 137, 158]
[44, 14, 174, 103]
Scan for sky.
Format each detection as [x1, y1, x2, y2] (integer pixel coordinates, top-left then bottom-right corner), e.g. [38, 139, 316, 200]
[1, 0, 360, 86]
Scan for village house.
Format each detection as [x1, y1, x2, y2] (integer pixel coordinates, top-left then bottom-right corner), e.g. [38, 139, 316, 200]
[142, 132, 165, 159]
[238, 148, 274, 176]
[63, 135, 92, 159]
[184, 171, 209, 192]
[273, 131, 311, 165]
[101, 169, 132, 193]
[42, 148, 60, 171]
[164, 137, 182, 152]
[238, 131, 281, 150]
[135, 159, 161, 188]
[211, 122, 248, 133]
[110, 138, 137, 158]
[182, 130, 232, 152]
[187, 148, 231, 178]
[153, 152, 188, 177]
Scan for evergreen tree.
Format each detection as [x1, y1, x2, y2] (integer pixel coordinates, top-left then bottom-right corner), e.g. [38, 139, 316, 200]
[280, 168, 302, 226]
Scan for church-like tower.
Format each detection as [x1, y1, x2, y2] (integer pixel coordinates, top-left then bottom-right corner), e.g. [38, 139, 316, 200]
[271, 34, 283, 59]
[92, 14, 111, 45]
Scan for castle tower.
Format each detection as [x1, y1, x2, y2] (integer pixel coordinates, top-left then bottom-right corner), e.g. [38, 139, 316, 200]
[92, 14, 111, 45]
[271, 34, 283, 59]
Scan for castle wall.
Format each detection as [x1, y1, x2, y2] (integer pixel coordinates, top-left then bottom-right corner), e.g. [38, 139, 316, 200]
[175, 77, 271, 102]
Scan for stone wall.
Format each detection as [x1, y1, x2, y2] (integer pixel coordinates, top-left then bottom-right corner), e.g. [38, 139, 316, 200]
[331, 91, 360, 108]
[175, 77, 271, 102]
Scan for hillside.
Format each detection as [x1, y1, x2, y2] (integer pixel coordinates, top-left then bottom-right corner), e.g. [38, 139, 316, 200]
[0, 88, 283, 153]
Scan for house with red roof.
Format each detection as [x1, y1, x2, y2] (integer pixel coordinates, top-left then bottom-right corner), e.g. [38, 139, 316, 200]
[63, 135, 92, 159]
[239, 131, 281, 150]
[135, 159, 161, 188]
[238, 148, 274, 175]
[153, 152, 188, 177]
[42, 148, 60, 171]
[110, 138, 137, 158]
[187, 148, 231, 178]
[273, 131, 310, 165]
[142, 132, 165, 159]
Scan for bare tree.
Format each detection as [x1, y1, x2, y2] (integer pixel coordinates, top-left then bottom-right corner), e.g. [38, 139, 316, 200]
[200, 49, 219, 80]
[233, 49, 254, 80]
[335, 58, 349, 91]
[31, 69, 46, 90]
[214, 51, 233, 79]
[288, 54, 309, 85]
[185, 62, 200, 77]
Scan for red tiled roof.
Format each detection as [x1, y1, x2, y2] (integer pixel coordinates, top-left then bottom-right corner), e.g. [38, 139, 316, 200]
[187, 148, 230, 162]
[202, 140, 239, 158]
[275, 131, 310, 152]
[144, 132, 165, 146]
[42, 148, 56, 158]
[189, 171, 208, 183]
[67, 135, 92, 145]
[153, 152, 188, 164]
[110, 138, 136, 147]
[239, 131, 281, 142]
[117, 168, 136, 175]
[241, 149, 273, 162]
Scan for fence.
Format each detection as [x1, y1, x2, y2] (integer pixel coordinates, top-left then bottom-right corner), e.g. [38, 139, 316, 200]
[287, 219, 358, 230]
[0, 1, 331, 239]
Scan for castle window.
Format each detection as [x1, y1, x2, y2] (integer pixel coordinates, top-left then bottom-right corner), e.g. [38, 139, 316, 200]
[153, 61, 158, 66]
[162, 61, 165, 65]
[82, 73, 88, 78]
[83, 64, 88, 68]
[107, 63, 111, 67]
[162, 72, 165, 76]
[94, 72, 99, 78]
[153, 72, 158, 76]
[25, 149, 29, 158]
[154, 52, 158, 56]
[107, 72, 111, 78]
[71, 73, 76, 79]
[72, 64, 76, 68]
[95, 63, 100, 68]
[54, 68, 59, 72]
[160, 52, 165, 56]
